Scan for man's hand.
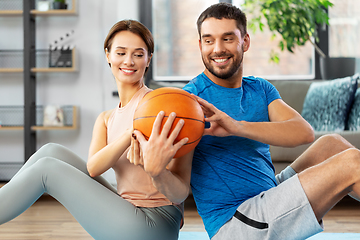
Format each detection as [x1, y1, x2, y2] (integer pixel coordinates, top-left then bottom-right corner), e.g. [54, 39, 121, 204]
[128, 111, 188, 178]
[193, 95, 240, 137]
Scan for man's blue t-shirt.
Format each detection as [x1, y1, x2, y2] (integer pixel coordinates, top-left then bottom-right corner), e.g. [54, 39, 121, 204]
[183, 73, 281, 238]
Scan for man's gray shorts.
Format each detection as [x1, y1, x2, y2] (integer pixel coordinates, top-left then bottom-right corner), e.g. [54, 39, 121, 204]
[212, 167, 323, 240]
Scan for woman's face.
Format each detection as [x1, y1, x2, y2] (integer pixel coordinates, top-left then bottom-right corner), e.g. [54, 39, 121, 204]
[106, 31, 151, 85]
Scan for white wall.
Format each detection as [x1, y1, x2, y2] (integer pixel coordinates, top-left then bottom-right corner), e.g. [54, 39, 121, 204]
[0, 0, 139, 183]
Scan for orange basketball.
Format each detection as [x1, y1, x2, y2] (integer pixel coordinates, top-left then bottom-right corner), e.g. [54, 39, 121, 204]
[133, 87, 205, 158]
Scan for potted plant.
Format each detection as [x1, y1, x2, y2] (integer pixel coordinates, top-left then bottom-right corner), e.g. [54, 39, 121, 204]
[243, 0, 356, 79]
[53, 0, 67, 10]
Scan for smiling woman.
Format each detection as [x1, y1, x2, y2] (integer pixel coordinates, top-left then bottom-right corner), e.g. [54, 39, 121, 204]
[0, 19, 193, 240]
[105, 31, 151, 95]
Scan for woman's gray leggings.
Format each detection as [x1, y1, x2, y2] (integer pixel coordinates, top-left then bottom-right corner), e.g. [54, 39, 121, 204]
[0, 143, 182, 240]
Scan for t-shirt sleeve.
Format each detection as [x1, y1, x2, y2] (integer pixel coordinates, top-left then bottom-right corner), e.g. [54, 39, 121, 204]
[261, 79, 281, 106]
[183, 82, 198, 95]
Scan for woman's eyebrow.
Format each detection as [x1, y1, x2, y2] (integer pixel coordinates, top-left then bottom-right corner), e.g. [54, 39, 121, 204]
[115, 46, 145, 51]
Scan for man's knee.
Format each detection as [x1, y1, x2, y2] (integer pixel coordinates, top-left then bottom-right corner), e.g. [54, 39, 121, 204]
[317, 133, 344, 144]
[316, 134, 354, 150]
[337, 148, 360, 175]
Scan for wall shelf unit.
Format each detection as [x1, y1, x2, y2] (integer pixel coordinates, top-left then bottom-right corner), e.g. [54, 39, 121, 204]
[0, 0, 78, 167]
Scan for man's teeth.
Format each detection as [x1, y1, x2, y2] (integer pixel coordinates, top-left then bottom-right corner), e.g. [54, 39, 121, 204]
[213, 58, 227, 63]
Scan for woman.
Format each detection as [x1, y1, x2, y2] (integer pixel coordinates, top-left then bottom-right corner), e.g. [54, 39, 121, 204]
[0, 20, 192, 240]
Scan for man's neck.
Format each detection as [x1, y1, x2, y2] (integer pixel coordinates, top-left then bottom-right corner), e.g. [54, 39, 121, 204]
[203, 69, 243, 88]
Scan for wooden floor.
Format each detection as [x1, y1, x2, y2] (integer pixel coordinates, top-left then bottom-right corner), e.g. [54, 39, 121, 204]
[0, 192, 359, 239]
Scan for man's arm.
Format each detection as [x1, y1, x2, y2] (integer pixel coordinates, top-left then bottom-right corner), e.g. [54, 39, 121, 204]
[194, 95, 314, 147]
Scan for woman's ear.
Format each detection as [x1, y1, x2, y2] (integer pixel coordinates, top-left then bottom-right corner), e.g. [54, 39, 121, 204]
[105, 48, 112, 67]
[147, 53, 153, 67]
[105, 48, 111, 63]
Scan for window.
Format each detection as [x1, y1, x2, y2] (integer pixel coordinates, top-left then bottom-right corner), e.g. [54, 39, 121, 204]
[144, 0, 323, 81]
[151, 0, 219, 81]
[328, 0, 359, 59]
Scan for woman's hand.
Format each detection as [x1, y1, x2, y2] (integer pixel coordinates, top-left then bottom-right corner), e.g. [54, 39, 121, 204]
[127, 132, 144, 167]
[193, 95, 239, 137]
[128, 111, 188, 178]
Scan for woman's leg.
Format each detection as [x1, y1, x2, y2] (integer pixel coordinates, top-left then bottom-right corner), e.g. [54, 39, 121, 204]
[12, 143, 116, 193]
[1, 145, 181, 240]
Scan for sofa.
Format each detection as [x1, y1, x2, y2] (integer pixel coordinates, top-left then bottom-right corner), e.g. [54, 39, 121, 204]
[269, 74, 360, 174]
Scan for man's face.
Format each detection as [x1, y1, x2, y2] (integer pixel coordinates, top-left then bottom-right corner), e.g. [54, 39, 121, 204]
[199, 18, 249, 81]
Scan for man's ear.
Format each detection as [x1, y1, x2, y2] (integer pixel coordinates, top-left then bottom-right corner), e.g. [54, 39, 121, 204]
[199, 39, 202, 51]
[243, 33, 250, 52]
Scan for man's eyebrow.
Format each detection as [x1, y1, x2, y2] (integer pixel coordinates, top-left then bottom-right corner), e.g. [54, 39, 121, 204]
[223, 31, 236, 36]
[201, 34, 212, 39]
[201, 31, 236, 39]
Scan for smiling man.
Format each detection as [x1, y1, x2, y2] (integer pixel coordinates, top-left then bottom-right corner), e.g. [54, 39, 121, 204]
[199, 16, 248, 87]
[182, 2, 360, 240]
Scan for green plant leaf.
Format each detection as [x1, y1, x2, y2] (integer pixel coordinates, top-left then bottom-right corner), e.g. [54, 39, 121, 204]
[243, 0, 333, 62]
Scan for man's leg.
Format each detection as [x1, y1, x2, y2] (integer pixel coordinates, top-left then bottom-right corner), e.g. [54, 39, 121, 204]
[290, 133, 355, 173]
[287, 134, 360, 220]
[298, 147, 360, 222]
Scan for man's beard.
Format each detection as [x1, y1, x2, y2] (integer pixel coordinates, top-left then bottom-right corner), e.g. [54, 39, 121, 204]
[202, 48, 244, 80]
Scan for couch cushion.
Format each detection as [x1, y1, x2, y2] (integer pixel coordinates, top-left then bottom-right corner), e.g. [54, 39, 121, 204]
[301, 74, 359, 131]
[269, 80, 313, 113]
[348, 88, 360, 130]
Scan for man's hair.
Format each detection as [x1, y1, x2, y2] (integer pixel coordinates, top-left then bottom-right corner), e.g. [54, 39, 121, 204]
[197, 2, 247, 38]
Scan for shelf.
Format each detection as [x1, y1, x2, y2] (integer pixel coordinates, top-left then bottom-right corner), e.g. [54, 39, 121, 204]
[0, 0, 76, 16]
[0, 10, 22, 15]
[0, 48, 77, 72]
[0, 9, 76, 16]
[0, 126, 23, 130]
[32, 47, 77, 72]
[0, 68, 23, 73]
[31, 67, 76, 72]
[32, 106, 78, 130]
[31, 9, 76, 16]
[0, 106, 78, 131]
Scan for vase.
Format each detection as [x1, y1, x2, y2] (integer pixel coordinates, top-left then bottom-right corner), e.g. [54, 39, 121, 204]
[320, 57, 356, 80]
[52, 2, 68, 9]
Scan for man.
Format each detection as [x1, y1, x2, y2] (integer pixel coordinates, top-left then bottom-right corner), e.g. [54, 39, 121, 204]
[132, 3, 360, 240]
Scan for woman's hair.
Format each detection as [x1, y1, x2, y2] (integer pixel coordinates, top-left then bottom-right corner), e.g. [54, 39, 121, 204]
[104, 20, 154, 73]
[197, 3, 247, 38]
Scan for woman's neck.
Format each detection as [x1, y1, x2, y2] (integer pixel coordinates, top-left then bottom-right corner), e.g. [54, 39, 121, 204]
[116, 81, 144, 108]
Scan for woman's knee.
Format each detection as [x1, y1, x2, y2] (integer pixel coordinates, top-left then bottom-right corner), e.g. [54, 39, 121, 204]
[38, 143, 63, 154]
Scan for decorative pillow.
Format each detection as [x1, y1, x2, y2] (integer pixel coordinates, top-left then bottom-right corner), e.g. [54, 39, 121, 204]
[301, 74, 359, 131]
[347, 88, 360, 130]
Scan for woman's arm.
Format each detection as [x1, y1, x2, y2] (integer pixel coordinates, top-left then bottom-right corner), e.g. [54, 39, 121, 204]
[130, 111, 192, 204]
[87, 110, 132, 177]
